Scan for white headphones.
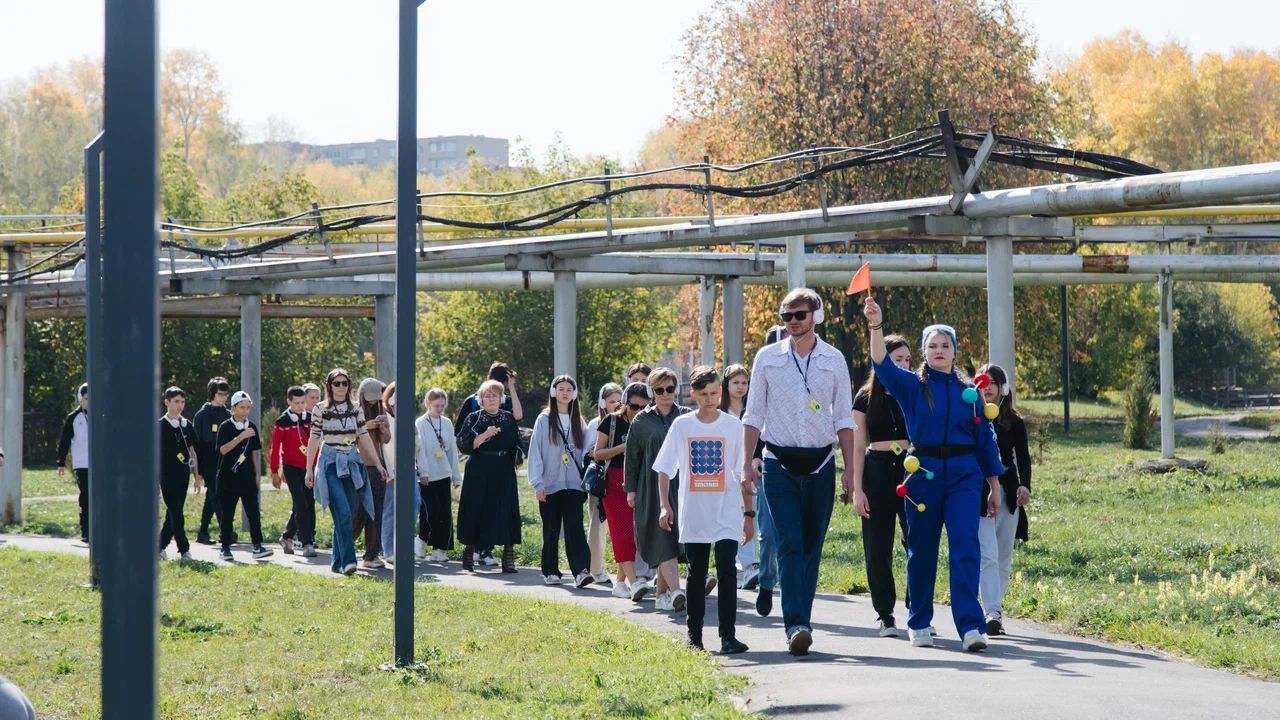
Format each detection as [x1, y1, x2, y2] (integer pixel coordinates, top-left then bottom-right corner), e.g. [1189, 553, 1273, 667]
[780, 293, 824, 324]
[1000, 383, 1011, 397]
[550, 379, 578, 402]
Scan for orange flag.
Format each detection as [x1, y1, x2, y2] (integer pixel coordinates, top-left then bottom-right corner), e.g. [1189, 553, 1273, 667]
[845, 262, 872, 297]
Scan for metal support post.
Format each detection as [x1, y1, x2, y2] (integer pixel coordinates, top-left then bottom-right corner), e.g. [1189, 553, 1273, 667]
[375, 295, 395, 383]
[722, 275, 745, 366]
[703, 155, 716, 231]
[1059, 285, 1071, 433]
[0, 248, 25, 525]
[1159, 271, 1176, 458]
[100, 0, 160, 714]
[84, 131, 105, 586]
[986, 236, 1016, 383]
[699, 276, 716, 365]
[391, 0, 420, 669]
[553, 270, 577, 378]
[786, 236, 807, 289]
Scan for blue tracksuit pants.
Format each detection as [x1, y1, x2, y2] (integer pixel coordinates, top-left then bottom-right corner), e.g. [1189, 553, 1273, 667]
[903, 459, 985, 638]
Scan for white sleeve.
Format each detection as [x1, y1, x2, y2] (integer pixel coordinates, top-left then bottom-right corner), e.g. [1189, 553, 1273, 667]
[414, 416, 430, 479]
[527, 414, 547, 492]
[444, 419, 462, 481]
[651, 420, 683, 478]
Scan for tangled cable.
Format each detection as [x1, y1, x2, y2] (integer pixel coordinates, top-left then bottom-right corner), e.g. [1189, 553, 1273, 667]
[1, 123, 1162, 284]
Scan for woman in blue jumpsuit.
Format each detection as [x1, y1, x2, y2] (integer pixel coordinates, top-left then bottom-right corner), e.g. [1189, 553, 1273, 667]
[863, 298, 1004, 652]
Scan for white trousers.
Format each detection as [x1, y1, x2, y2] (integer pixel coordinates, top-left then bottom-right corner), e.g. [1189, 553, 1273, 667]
[586, 494, 607, 575]
[978, 506, 1021, 619]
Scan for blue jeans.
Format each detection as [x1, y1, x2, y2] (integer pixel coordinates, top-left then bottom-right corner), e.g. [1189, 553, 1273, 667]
[762, 457, 835, 633]
[903, 463, 984, 637]
[324, 465, 358, 572]
[756, 487, 780, 591]
[380, 480, 421, 557]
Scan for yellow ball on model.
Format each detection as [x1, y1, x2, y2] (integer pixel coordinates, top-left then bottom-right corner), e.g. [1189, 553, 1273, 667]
[903, 455, 920, 473]
[984, 403, 1000, 420]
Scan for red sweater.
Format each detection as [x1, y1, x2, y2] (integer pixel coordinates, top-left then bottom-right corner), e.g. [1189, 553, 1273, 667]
[269, 411, 312, 472]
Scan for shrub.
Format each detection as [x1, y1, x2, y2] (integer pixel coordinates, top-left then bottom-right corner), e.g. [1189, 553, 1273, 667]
[1123, 367, 1155, 450]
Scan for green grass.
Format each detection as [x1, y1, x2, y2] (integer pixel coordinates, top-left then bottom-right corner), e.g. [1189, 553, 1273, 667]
[819, 421, 1280, 680]
[1019, 392, 1231, 421]
[0, 548, 745, 719]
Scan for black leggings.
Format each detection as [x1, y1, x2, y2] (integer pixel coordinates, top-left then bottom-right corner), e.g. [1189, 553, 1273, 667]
[159, 473, 190, 553]
[419, 480, 454, 550]
[219, 476, 263, 549]
[537, 489, 590, 578]
[281, 465, 316, 545]
[862, 452, 909, 623]
[74, 469, 89, 539]
[352, 469, 386, 560]
[686, 539, 739, 641]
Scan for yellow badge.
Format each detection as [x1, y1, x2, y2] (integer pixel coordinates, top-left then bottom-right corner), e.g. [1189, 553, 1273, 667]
[211, 423, 219, 433]
[808, 398, 822, 413]
[890, 442, 903, 455]
[298, 445, 307, 455]
[561, 452, 570, 464]
[435, 450, 445, 459]
[176, 452, 186, 463]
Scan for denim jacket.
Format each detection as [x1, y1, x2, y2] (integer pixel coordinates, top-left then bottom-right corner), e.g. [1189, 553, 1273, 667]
[314, 442, 375, 517]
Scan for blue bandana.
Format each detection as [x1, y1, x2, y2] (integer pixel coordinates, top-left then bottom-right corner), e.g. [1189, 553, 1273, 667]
[920, 324, 958, 351]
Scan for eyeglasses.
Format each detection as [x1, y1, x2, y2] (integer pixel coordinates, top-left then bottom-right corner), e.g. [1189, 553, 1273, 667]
[627, 402, 647, 411]
[779, 310, 810, 322]
[652, 385, 677, 396]
[331, 380, 350, 387]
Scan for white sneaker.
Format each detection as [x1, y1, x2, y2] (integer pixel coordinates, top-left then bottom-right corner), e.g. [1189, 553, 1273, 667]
[929, 625, 939, 636]
[159, 550, 168, 561]
[671, 589, 687, 613]
[482, 553, 499, 567]
[654, 592, 674, 611]
[544, 574, 562, 585]
[593, 572, 613, 585]
[910, 628, 934, 647]
[341, 562, 357, 576]
[361, 558, 385, 569]
[180, 552, 193, 561]
[574, 573, 594, 588]
[611, 582, 631, 599]
[429, 549, 448, 562]
[878, 620, 899, 638]
[381, 554, 395, 566]
[302, 544, 318, 558]
[738, 564, 759, 590]
[962, 629, 989, 652]
[630, 579, 652, 603]
[414, 537, 427, 561]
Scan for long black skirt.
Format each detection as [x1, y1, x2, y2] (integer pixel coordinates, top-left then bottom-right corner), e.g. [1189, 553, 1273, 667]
[456, 453, 522, 547]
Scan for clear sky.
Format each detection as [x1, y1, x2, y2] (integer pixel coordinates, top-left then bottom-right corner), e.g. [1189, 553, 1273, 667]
[0, 0, 1275, 165]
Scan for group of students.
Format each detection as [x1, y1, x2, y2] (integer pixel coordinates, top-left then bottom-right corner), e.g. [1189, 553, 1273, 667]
[50, 286, 1031, 658]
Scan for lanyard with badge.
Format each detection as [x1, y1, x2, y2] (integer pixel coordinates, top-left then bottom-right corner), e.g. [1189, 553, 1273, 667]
[553, 416, 575, 465]
[231, 423, 251, 471]
[791, 346, 824, 413]
[427, 417, 447, 459]
[170, 418, 192, 468]
[294, 412, 309, 455]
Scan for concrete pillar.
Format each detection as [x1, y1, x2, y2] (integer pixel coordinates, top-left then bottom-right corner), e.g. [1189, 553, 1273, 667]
[787, 235, 807, 290]
[1159, 271, 1176, 459]
[985, 236, 1016, 383]
[239, 295, 262, 429]
[0, 292, 24, 524]
[699, 276, 716, 366]
[553, 270, 577, 378]
[375, 294, 395, 382]
[723, 275, 745, 367]
[239, 294, 261, 530]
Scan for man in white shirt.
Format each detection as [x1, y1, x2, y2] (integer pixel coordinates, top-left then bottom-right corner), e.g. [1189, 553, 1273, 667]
[742, 288, 858, 656]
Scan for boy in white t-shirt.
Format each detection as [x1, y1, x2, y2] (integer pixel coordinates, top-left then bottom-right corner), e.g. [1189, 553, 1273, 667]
[656, 366, 753, 654]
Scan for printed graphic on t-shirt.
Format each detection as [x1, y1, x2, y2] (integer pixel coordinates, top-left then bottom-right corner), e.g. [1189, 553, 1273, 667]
[688, 436, 726, 492]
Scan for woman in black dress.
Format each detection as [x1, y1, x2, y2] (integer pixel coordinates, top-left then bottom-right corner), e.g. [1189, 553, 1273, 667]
[456, 379, 522, 573]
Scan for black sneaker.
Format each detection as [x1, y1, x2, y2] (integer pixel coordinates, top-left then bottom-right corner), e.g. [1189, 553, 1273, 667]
[720, 637, 749, 655]
[220, 548, 234, 562]
[687, 631, 704, 650]
[756, 587, 773, 617]
[986, 618, 1005, 636]
[196, 531, 213, 545]
[252, 545, 274, 559]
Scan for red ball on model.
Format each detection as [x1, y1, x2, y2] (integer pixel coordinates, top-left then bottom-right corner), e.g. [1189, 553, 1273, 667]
[895, 484, 909, 498]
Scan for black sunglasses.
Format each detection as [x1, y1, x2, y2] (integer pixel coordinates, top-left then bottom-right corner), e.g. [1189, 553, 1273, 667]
[627, 402, 647, 411]
[779, 310, 810, 322]
[331, 380, 350, 387]
[652, 385, 677, 396]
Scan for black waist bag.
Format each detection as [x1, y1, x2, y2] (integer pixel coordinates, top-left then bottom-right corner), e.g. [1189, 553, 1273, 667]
[765, 443, 832, 476]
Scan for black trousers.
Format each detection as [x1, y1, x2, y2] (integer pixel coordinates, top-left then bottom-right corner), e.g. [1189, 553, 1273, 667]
[351, 468, 386, 560]
[419, 480, 454, 550]
[537, 489, 590, 577]
[862, 452, 909, 624]
[74, 469, 89, 539]
[219, 476, 264, 549]
[199, 467, 224, 535]
[281, 465, 316, 545]
[159, 472, 190, 553]
[686, 539, 739, 641]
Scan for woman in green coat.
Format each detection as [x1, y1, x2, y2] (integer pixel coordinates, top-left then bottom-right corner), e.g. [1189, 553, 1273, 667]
[624, 367, 690, 611]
